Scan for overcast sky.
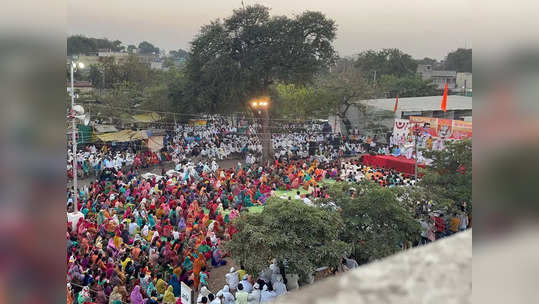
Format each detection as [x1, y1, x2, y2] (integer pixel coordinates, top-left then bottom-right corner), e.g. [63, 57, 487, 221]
[68, 0, 472, 60]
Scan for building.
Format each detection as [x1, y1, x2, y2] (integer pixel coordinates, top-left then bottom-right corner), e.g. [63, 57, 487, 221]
[417, 64, 457, 90]
[456, 72, 473, 95]
[97, 49, 130, 63]
[342, 95, 472, 137]
[69, 49, 140, 67]
[361, 95, 472, 120]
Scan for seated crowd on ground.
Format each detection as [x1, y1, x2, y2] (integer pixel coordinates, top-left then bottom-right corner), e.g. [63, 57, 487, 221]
[68, 118, 384, 180]
[67, 120, 469, 304]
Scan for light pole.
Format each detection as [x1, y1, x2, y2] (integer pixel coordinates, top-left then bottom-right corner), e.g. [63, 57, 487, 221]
[70, 60, 85, 212]
[250, 97, 273, 163]
[413, 124, 423, 181]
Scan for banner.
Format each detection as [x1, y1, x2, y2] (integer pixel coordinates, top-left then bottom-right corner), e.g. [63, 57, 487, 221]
[409, 116, 438, 137]
[393, 119, 410, 138]
[409, 116, 472, 139]
[452, 120, 473, 139]
[437, 119, 453, 138]
[180, 282, 193, 304]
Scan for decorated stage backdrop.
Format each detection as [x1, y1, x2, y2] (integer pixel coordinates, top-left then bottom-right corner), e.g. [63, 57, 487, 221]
[394, 117, 472, 139]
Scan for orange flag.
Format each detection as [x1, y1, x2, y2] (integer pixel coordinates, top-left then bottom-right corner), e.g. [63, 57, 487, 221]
[441, 82, 448, 112]
[394, 95, 399, 113]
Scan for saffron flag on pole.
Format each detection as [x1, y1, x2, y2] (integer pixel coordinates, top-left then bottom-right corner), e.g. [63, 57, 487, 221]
[441, 82, 448, 112]
[394, 95, 399, 113]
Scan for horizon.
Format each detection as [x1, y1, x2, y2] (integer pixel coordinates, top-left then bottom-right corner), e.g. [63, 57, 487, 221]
[68, 0, 472, 61]
[67, 33, 471, 61]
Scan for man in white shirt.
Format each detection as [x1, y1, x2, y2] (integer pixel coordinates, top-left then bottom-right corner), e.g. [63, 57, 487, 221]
[225, 267, 239, 292]
[303, 195, 313, 206]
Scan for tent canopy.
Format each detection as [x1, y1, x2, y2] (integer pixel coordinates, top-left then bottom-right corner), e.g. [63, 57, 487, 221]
[96, 130, 148, 142]
[94, 125, 118, 133]
[132, 112, 161, 123]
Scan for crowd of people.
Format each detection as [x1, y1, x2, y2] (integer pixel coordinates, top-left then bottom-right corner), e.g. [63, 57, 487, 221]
[66, 151, 368, 304]
[68, 118, 375, 181]
[66, 118, 471, 303]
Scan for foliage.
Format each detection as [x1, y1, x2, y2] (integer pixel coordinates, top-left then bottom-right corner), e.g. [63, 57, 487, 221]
[127, 44, 137, 53]
[416, 57, 438, 65]
[137, 41, 160, 55]
[225, 198, 350, 281]
[444, 48, 472, 72]
[186, 4, 337, 112]
[273, 83, 331, 120]
[317, 66, 376, 120]
[169, 49, 189, 60]
[164, 67, 194, 115]
[355, 48, 417, 79]
[379, 74, 438, 98]
[67, 35, 124, 55]
[322, 181, 421, 264]
[87, 55, 158, 90]
[420, 139, 472, 212]
[416, 57, 444, 71]
[388, 185, 434, 216]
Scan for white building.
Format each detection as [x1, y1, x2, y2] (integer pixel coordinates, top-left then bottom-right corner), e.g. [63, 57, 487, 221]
[343, 95, 472, 137]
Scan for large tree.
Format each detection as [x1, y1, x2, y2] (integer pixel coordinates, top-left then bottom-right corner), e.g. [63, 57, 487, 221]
[444, 48, 472, 72]
[316, 65, 376, 133]
[186, 4, 337, 160]
[273, 83, 331, 120]
[226, 198, 350, 282]
[355, 48, 418, 79]
[67, 35, 125, 55]
[137, 41, 160, 55]
[379, 74, 438, 98]
[169, 49, 189, 60]
[420, 139, 472, 213]
[322, 181, 421, 264]
[187, 4, 337, 110]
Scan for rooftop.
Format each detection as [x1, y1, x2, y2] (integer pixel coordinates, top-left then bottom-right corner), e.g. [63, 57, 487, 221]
[429, 70, 457, 77]
[356, 95, 472, 112]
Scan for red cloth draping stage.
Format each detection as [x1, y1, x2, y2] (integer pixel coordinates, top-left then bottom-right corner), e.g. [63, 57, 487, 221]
[362, 154, 425, 176]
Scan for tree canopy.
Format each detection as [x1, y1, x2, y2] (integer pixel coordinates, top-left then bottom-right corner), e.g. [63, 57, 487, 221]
[273, 83, 331, 120]
[420, 139, 472, 212]
[137, 41, 160, 55]
[355, 48, 418, 79]
[444, 48, 472, 72]
[169, 49, 189, 60]
[317, 65, 375, 124]
[322, 181, 421, 264]
[379, 74, 438, 98]
[185, 4, 337, 113]
[67, 35, 125, 55]
[226, 198, 350, 281]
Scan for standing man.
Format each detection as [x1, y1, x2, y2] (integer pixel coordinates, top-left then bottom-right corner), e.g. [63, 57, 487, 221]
[235, 283, 248, 304]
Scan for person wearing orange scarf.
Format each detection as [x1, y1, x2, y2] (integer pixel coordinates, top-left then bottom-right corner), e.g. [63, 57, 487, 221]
[193, 254, 206, 291]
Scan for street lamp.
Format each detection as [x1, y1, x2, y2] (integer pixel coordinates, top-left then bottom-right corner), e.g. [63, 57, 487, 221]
[412, 123, 424, 181]
[69, 59, 86, 213]
[250, 97, 269, 113]
[249, 96, 272, 162]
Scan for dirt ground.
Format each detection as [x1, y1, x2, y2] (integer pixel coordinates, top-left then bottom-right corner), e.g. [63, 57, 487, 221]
[202, 257, 239, 297]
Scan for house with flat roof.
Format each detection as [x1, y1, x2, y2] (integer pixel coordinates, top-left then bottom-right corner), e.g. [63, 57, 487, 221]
[417, 64, 457, 89]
